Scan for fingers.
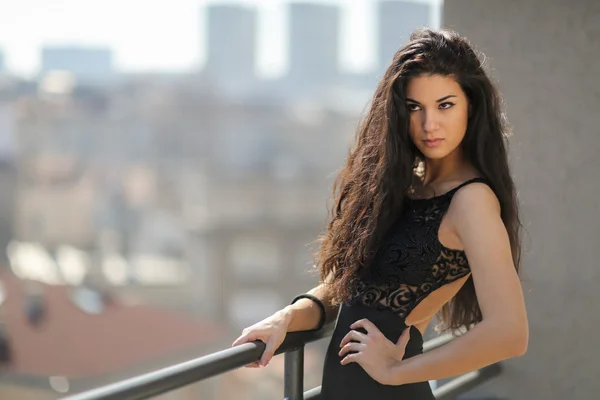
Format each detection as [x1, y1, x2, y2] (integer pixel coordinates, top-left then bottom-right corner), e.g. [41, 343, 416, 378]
[232, 335, 248, 347]
[340, 352, 360, 366]
[260, 340, 277, 366]
[396, 326, 412, 348]
[338, 341, 365, 357]
[392, 326, 412, 361]
[232, 322, 286, 368]
[234, 335, 272, 368]
[233, 333, 279, 367]
[232, 332, 257, 347]
[339, 329, 367, 348]
[232, 329, 266, 347]
[232, 332, 264, 367]
[350, 318, 378, 334]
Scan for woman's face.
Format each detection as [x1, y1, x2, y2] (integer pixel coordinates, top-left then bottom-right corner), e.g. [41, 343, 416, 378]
[405, 74, 469, 160]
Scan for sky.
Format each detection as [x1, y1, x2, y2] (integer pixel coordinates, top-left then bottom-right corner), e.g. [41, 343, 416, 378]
[0, 0, 440, 78]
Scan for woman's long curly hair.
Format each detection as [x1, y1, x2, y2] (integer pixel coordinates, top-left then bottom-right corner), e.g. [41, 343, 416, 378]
[315, 28, 522, 333]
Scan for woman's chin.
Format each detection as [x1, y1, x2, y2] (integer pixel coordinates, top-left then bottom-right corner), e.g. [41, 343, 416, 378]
[418, 148, 450, 160]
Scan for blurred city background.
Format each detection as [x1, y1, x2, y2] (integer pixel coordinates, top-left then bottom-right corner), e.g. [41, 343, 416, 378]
[0, 0, 441, 399]
[0, 0, 598, 399]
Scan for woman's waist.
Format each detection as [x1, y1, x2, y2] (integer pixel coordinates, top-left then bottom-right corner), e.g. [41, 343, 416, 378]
[332, 303, 424, 353]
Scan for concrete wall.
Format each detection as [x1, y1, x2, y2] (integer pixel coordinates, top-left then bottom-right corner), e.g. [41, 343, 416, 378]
[443, 1, 600, 399]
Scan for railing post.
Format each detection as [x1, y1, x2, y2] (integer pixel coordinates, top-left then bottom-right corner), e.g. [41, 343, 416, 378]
[283, 345, 304, 400]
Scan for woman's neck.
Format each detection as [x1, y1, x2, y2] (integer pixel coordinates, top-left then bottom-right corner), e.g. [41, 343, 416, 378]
[422, 149, 474, 186]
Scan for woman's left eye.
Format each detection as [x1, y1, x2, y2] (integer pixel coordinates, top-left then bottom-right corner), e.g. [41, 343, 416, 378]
[439, 102, 455, 109]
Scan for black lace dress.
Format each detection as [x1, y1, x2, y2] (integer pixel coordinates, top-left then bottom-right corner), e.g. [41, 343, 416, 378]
[320, 178, 488, 399]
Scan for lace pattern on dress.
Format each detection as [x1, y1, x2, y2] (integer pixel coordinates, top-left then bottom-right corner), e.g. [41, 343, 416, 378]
[348, 189, 476, 319]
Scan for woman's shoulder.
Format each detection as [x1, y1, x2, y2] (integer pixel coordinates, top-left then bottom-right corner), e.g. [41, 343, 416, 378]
[448, 177, 500, 217]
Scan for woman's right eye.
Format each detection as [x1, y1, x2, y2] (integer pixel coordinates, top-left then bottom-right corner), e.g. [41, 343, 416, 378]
[407, 103, 421, 112]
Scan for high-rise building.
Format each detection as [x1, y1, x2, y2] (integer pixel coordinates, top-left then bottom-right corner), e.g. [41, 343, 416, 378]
[377, 1, 432, 73]
[205, 4, 257, 95]
[288, 2, 341, 92]
[40, 46, 114, 84]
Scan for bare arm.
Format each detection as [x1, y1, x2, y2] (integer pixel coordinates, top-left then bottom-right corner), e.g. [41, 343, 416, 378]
[232, 270, 339, 367]
[283, 280, 339, 332]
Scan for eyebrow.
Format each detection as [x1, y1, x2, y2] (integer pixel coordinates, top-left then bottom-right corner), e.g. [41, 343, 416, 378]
[405, 95, 457, 104]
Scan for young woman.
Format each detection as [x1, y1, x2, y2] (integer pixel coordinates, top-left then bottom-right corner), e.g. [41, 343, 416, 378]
[232, 28, 529, 399]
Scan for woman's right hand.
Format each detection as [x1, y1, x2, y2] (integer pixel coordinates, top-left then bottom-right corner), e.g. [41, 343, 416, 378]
[231, 309, 291, 368]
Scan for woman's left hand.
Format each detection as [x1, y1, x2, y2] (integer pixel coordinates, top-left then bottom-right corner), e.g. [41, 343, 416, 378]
[338, 318, 411, 385]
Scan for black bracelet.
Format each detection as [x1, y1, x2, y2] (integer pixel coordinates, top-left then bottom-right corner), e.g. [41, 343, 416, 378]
[290, 293, 326, 331]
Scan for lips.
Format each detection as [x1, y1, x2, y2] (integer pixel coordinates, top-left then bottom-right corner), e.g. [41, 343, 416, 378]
[423, 138, 444, 147]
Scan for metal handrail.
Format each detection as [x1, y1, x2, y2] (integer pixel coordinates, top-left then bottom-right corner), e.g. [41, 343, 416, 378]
[59, 324, 501, 400]
[433, 364, 502, 400]
[59, 325, 334, 400]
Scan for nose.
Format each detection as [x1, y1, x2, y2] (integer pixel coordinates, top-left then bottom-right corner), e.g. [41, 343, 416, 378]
[421, 110, 440, 133]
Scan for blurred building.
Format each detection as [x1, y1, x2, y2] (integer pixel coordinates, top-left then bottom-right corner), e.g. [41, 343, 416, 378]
[185, 94, 355, 329]
[377, 0, 433, 74]
[5, 63, 368, 398]
[287, 2, 342, 94]
[0, 102, 16, 266]
[204, 4, 258, 97]
[40, 46, 114, 85]
[0, 270, 224, 399]
[9, 78, 354, 319]
[0, 50, 5, 74]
